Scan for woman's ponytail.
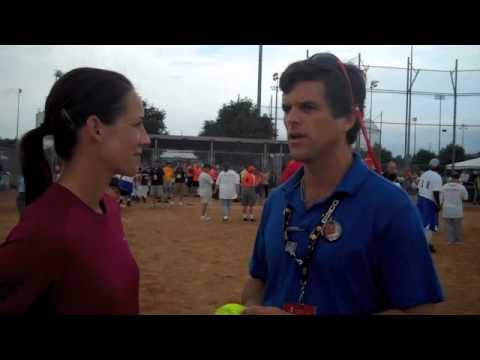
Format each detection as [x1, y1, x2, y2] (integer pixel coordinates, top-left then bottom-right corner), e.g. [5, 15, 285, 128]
[19, 125, 53, 206]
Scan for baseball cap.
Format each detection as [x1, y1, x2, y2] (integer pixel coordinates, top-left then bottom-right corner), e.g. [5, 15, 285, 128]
[429, 158, 440, 168]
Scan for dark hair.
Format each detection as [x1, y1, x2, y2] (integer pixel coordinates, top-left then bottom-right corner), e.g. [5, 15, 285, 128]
[203, 163, 211, 169]
[222, 163, 230, 171]
[279, 57, 366, 145]
[451, 171, 460, 179]
[20, 67, 134, 206]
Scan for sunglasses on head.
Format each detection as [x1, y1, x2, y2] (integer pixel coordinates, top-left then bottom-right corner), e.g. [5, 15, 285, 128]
[307, 52, 358, 112]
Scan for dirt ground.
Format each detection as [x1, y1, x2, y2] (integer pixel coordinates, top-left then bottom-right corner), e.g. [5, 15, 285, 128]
[1, 190, 479, 315]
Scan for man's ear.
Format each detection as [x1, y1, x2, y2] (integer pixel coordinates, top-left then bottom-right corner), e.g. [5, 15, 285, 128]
[85, 115, 105, 141]
[342, 113, 356, 133]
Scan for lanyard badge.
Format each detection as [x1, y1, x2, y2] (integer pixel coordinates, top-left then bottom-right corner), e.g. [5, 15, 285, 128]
[283, 303, 317, 315]
[283, 194, 344, 307]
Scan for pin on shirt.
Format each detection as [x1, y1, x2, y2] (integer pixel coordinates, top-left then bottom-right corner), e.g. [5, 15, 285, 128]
[321, 220, 342, 242]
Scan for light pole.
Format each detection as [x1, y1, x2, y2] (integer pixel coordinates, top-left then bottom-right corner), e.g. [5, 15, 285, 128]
[273, 72, 279, 141]
[434, 94, 445, 155]
[369, 80, 379, 139]
[412, 117, 418, 158]
[378, 111, 383, 164]
[16, 88, 22, 140]
[460, 124, 468, 148]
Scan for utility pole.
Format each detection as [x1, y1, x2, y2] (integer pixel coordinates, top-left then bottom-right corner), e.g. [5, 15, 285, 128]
[412, 117, 418, 157]
[16, 88, 22, 140]
[269, 95, 273, 120]
[369, 80, 379, 139]
[257, 45, 263, 116]
[273, 73, 279, 141]
[356, 53, 362, 152]
[434, 94, 445, 155]
[451, 59, 458, 169]
[379, 111, 383, 164]
[460, 124, 467, 148]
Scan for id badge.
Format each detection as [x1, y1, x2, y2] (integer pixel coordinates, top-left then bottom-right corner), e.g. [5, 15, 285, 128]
[284, 241, 297, 255]
[283, 303, 317, 315]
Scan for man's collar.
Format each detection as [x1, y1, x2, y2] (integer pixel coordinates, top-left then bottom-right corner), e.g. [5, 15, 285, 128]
[281, 152, 370, 196]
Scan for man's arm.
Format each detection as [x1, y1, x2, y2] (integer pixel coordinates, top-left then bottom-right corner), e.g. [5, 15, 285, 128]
[241, 277, 265, 306]
[241, 277, 292, 315]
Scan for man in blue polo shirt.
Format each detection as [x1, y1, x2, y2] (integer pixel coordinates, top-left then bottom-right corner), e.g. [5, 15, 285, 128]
[241, 53, 443, 315]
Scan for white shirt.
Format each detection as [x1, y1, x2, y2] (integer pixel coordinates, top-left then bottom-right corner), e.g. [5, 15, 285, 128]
[440, 182, 468, 218]
[459, 173, 470, 184]
[198, 172, 213, 197]
[121, 176, 134, 183]
[216, 170, 240, 200]
[418, 170, 443, 202]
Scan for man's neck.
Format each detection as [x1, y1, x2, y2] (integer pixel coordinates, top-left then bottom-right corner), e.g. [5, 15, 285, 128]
[302, 147, 353, 208]
[58, 153, 112, 214]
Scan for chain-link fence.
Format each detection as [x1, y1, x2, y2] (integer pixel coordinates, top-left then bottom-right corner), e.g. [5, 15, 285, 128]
[141, 137, 293, 186]
[0, 146, 20, 190]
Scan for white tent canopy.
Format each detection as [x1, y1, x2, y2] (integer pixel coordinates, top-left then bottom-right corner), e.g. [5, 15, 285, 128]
[446, 157, 480, 170]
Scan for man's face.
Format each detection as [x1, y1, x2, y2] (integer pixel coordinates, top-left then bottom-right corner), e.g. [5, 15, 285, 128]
[283, 81, 354, 163]
[386, 161, 397, 175]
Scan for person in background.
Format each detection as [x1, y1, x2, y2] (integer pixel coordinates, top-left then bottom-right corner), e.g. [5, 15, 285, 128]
[417, 158, 443, 254]
[137, 167, 149, 203]
[262, 169, 271, 199]
[209, 165, 219, 199]
[440, 171, 468, 245]
[192, 162, 202, 196]
[383, 160, 401, 188]
[150, 163, 165, 208]
[241, 165, 257, 222]
[16, 175, 26, 216]
[473, 171, 480, 205]
[198, 163, 213, 221]
[163, 162, 174, 204]
[173, 163, 186, 205]
[254, 168, 264, 200]
[186, 162, 194, 196]
[216, 163, 240, 222]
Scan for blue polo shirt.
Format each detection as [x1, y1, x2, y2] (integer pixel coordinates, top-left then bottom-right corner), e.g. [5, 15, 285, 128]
[249, 153, 444, 314]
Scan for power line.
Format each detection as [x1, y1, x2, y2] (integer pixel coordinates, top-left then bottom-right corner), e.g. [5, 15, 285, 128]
[371, 88, 480, 97]
[371, 121, 480, 127]
[361, 64, 480, 73]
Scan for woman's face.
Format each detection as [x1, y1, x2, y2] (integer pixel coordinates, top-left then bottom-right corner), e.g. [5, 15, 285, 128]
[99, 91, 151, 177]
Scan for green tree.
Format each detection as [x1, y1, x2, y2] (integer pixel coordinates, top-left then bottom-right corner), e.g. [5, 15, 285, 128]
[393, 155, 406, 169]
[0, 138, 17, 148]
[439, 144, 466, 165]
[143, 100, 168, 135]
[412, 149, 436, 169]
[359, 145, 393, 166]
[373, 144, 393, 164]
[200, 98, 275, 139]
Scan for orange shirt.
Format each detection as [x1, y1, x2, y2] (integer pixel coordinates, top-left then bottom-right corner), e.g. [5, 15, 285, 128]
[193, 166, 202, 182]
[242, 172, 256, 188]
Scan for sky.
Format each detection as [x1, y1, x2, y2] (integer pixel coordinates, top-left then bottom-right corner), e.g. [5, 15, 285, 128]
[1, 45, 479, 156]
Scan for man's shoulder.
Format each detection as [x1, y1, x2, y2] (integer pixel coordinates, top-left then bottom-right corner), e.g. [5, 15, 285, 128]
[361, 171, 412, 209]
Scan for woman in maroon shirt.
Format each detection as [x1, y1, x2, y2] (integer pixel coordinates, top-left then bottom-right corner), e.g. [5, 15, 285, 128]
[0, 68, 151, 314]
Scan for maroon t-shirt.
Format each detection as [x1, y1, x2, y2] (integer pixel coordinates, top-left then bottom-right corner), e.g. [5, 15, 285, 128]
[0, 183, 139, 314]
